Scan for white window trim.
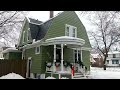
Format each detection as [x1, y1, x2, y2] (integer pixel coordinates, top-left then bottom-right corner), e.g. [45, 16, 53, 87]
[65, 24, 77, 38]
[23, 31, 25, 43]
[35, 46, 40, 54]
[27, 28, 30, 41]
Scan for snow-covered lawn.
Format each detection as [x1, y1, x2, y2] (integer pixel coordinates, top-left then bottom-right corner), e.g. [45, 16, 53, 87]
[0, 73, 25, 79]
[90, 67, 120, 79]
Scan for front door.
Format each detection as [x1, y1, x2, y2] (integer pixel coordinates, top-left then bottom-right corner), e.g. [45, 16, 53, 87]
[56, 48, 61, 62]
[26, 57, 32, 78]
[74, 50, 81, 72]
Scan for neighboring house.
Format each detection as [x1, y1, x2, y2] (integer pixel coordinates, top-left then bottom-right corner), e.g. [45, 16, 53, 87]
[106, 51, 120, 67]
[0, 47, 10, 59]
[91, 54, 104, 67]
[2, 47, 22, 60]
[0, 48, 3, 59]
[3, 11, 91, 79]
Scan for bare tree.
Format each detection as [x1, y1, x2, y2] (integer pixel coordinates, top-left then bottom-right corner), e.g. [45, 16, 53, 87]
[0, 11, 29, 47]
[80, 11, 120, 70]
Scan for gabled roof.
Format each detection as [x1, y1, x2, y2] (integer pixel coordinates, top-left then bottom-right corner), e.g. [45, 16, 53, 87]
[29, 18, 54, 41]
[29, 18, 43, 24]
[27, 12, 63, 41]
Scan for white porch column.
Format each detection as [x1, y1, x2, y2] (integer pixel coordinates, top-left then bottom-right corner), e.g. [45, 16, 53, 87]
[81, 48, 83, 62]
[76, 48, 78, 62]
[53, 44, 56, 72]
[61, 44, 64, 71]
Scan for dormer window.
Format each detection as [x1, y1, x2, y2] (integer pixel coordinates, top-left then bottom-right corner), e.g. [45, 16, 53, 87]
[65, 24, 77, 37]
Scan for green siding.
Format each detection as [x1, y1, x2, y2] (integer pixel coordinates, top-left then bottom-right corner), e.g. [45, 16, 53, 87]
[82, 50, 90, 71]
[3, 52, 22, 60]
[9, 52, 22, 60]
[19, 19, 32, 46]
[41, 46, 54, 73]
[3, 53, 9, 59]
[25, 47, 42, 74]
[64, 47, 74, 63]
[44, 11, 91, 48]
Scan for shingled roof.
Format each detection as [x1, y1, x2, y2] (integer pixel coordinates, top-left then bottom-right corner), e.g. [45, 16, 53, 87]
[29, 18, 43, 24]
[28, 18, 54, 41]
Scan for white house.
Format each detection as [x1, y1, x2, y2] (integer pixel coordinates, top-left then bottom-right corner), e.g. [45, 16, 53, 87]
[106, 51, 120, 67]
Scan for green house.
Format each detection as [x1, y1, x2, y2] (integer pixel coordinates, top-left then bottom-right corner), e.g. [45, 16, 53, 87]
[2, 48, 22, 60]
[17, 11, 91, 79]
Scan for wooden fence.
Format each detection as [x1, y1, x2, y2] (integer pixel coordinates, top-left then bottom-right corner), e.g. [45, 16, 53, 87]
[0, 59, 27, 78]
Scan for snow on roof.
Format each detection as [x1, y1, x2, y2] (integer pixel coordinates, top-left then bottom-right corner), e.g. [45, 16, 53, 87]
[2, 47, 21, 53]
[91, 54, 101, 58]
[90, 56, 96, 63]
[0, 73, 24, 79]
[108, 51, 120, 54]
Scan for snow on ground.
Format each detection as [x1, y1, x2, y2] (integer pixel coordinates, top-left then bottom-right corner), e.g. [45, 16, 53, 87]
[46, 76, 56, 79]
[0, 73, 25, 79]
[90, 67, 120, 79]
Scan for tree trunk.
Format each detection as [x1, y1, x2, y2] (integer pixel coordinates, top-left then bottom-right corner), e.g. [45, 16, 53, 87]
[103, 55, 107, 70]
[103, 64, 106, 70]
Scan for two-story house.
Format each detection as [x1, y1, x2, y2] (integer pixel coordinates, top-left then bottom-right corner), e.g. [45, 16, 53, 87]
[3, 11, 91, 79]
[106, 51, 120, 67]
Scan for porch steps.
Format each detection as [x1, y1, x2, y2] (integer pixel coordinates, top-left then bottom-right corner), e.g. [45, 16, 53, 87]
[73, 73, 87, 79]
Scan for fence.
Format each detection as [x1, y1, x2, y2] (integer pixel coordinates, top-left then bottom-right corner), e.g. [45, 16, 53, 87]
[0, 59, 27, 78]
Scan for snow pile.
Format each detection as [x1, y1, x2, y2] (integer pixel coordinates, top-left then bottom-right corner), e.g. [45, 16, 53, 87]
[61, 77, 69, 79]
[0, 73, 25, 79]
[46, 76, 56, 79]
[89, 67, 120, 79]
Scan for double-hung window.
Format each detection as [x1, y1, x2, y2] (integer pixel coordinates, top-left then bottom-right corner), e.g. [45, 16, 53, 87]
[65, 24, 77, 38]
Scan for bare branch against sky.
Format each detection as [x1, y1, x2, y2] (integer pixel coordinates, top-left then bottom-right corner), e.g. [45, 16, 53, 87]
[81, 11, 120, 70]
[0, 11, 29, 47]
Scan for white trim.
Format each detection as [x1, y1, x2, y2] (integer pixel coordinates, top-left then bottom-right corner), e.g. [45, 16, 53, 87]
[2, 48, 21, 54]
[65, 24, 77, 38]
[77, 48, 78, 62]
[22, 49, 25, 59]
[45, 36, 85, 46]
[35, 46, 40, 54]
[26, 57, 32, 78]
[61, 44, 64, 71]
[53, 44, 56, 72]
[81, 48, 83, 62]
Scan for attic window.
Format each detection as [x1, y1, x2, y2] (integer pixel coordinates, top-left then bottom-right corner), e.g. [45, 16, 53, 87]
[65, 24, 77, 37]
[27, 28, 30, 41]
[23, 31, 25, 43]
[35, 46, 40, 54]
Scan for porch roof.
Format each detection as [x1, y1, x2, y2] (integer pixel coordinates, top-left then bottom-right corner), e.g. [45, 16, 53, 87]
[44, 36, 85, 46]
[2, 48, 21, 54]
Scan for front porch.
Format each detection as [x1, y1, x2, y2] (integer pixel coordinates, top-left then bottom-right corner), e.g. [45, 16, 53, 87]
[44, 36, 88, 79]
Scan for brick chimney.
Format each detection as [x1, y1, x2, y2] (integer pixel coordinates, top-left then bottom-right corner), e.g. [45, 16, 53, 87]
[50, 11, 54, 18]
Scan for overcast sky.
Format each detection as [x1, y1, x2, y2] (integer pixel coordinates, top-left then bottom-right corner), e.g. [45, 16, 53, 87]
[27, 11, 92, 32]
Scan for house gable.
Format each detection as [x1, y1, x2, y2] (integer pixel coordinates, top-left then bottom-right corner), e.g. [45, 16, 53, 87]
[44, 11, 91, 48]
[19, 18, 31, 47]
